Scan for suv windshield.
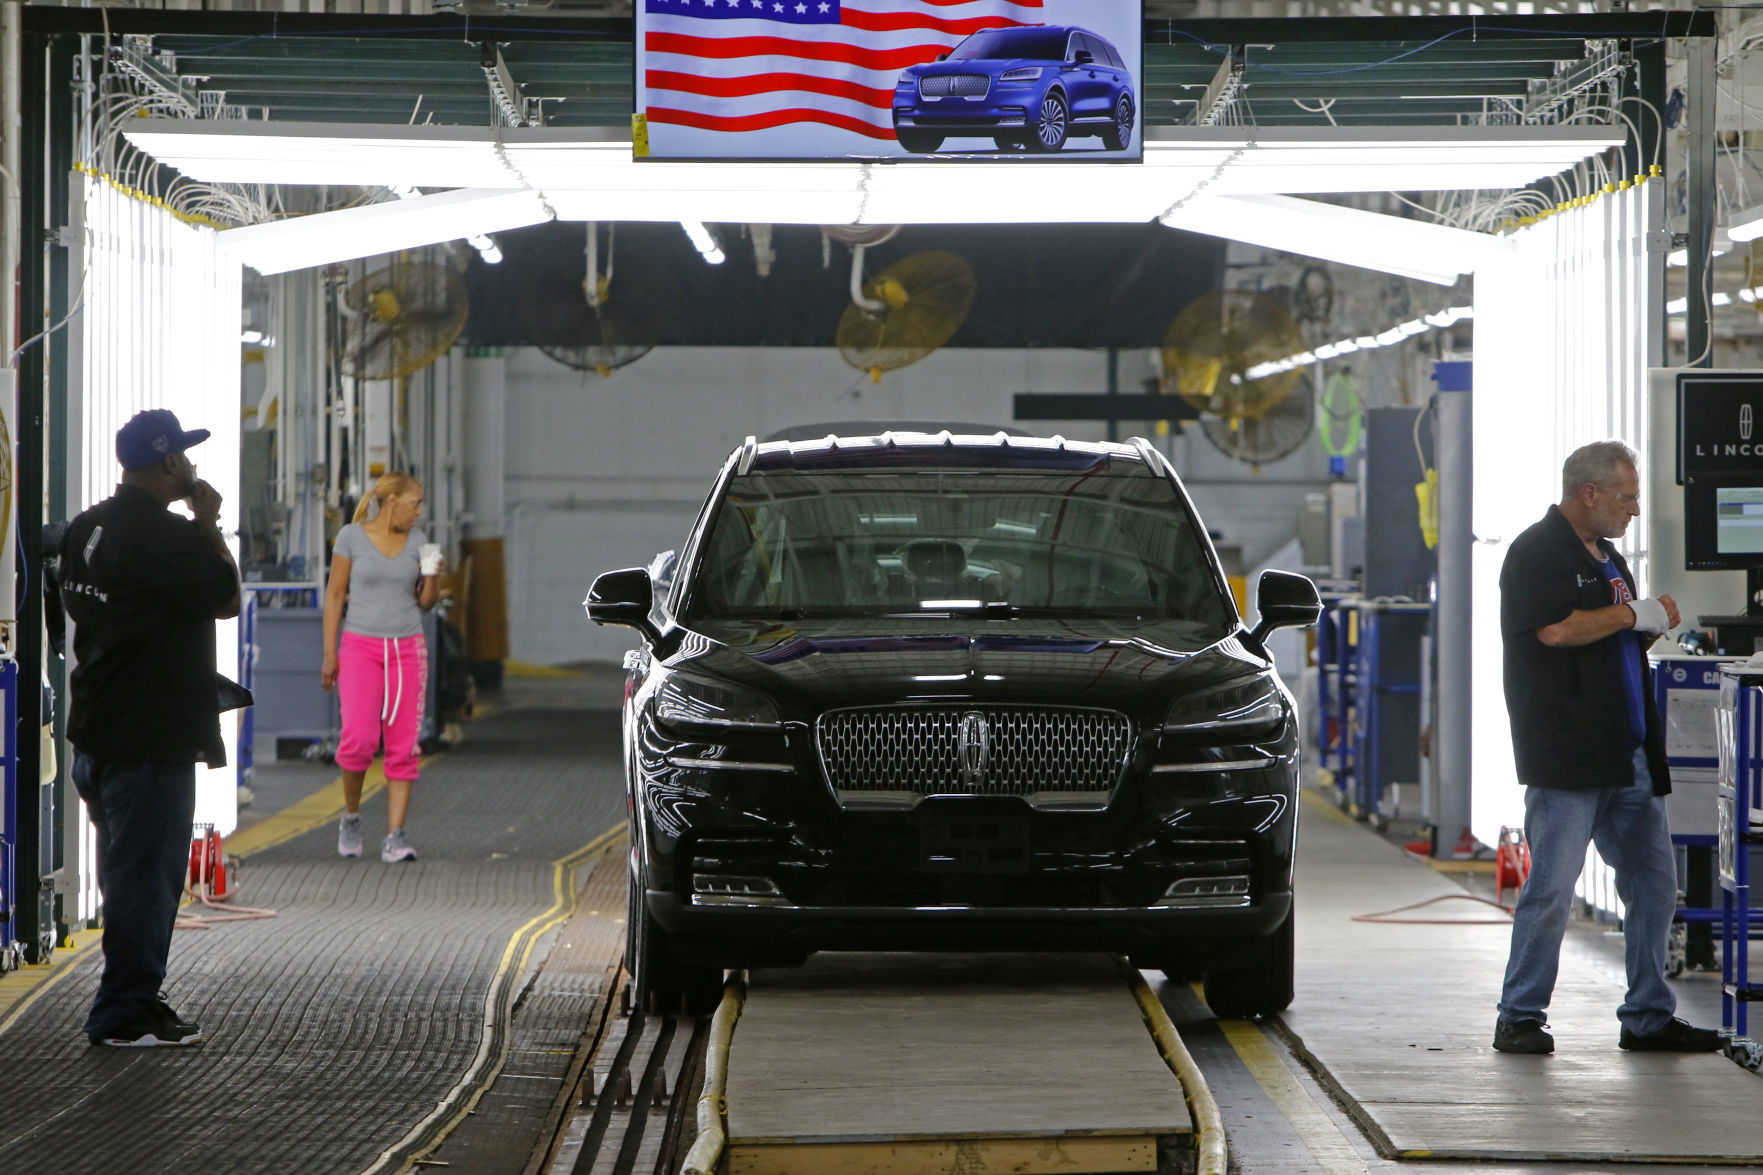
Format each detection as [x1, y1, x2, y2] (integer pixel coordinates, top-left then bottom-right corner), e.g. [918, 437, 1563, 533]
[946, 28, 1070, 62]
[686, 464, 1231, 625]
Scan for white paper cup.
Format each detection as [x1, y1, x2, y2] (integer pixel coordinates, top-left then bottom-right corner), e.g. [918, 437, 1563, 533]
[420, 543, 443, 575]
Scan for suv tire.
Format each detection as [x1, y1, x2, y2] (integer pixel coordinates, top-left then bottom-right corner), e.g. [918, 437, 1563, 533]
[1030, 90, 1068, 152]
[626, 862, 724, 1015]
[896, 129, 944, 153]
[1102, 94, 1134, 151]
[1200, 907, 1295, 1018]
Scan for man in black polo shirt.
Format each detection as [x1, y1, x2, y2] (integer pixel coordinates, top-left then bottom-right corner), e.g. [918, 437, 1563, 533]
[1495, 439, 1719, 1055]
[61, 409, 240, 1047]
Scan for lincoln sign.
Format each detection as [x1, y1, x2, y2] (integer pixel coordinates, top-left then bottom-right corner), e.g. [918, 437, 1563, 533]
[1678, 371, 1763, 482]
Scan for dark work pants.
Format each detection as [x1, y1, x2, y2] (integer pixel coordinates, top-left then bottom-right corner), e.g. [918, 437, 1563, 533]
[71, 751, 196, 1038]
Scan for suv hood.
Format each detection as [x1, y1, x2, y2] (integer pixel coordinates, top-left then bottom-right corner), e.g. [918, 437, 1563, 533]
[666, 619, 1261, 712]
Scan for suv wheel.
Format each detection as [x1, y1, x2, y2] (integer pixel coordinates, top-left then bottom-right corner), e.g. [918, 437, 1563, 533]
[1030, 91, 1068, 152]
[626, 861, 724, 1015]
[896, 129, 944, 153]
[1102, 94, 1134, 151]
[1200, 908, 1295, 1018]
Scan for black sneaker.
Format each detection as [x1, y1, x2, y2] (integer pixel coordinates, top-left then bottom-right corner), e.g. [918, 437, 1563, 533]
[91, 1001, 203, 1048]
[1492, 1017, 1554, 1054]
[1618, 1016, 1721, 1052]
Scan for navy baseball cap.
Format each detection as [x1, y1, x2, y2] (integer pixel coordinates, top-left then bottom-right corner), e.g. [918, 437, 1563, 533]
[116, 409, 210, 471]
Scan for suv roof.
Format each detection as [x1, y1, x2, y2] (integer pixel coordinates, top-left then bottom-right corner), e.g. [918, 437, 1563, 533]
[738, 430, 1162, 474]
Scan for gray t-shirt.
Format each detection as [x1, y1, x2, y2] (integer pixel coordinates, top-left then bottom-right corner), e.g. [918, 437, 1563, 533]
[333, 522, 426, 638]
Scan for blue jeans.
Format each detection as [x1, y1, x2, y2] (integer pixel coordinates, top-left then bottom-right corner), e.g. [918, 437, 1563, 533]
[71, 752, 196, 1038]
[1497, 746, 1678, 1035]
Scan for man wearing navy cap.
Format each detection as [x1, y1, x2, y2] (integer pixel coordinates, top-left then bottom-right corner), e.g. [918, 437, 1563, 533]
[60, 408, 240, 1047]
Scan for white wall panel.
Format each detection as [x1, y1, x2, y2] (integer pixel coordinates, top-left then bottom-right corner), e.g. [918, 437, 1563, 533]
[72, 175, 244, 848]
[1470, 180, 1661, 894]
[497, 344, 1333, 664]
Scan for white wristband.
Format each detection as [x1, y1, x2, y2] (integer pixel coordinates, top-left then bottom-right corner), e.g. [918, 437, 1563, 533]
[1629, 596, 1670, 635]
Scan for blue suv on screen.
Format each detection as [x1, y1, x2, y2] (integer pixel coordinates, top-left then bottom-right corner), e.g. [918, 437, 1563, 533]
[893, 25, 1136, 154]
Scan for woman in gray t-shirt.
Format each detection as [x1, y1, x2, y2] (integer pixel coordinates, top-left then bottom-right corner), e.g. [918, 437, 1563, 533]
[321, 472, 444, 863]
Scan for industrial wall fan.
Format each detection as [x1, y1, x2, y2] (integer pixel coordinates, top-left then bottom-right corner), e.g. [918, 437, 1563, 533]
[539, 309, 657, 378]
[538, 222, 656, 377]
[836, 250, 976, 381]
[341, 259, 469, 380]
[1162, 289, 1314, 467]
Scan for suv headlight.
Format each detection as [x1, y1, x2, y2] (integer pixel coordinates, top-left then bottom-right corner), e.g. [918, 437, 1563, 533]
[999, 67, 1042, 82]
[1164, 677, 1284, 737]
[655, 671, 782, 734]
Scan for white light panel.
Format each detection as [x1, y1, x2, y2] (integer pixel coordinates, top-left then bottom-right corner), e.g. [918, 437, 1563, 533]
[123, 120, 1625, 228]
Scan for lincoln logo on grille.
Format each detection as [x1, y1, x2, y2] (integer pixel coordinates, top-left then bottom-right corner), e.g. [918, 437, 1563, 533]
[958, 711, 990, 787]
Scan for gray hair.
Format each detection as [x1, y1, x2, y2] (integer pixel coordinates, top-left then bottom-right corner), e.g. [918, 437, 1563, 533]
[1561, 440, 1638, 500]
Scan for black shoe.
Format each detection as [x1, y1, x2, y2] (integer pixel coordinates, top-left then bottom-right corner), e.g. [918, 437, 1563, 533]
[90, 1000, 203, 1048]
[1618, 1016, 1721, 1052]
[1493, 1017, 1555, 1054]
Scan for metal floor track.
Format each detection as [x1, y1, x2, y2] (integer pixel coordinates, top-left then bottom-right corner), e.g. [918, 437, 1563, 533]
[0, 703, 627, 1175]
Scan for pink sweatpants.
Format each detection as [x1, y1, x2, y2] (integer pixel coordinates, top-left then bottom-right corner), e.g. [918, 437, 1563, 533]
[336, 630, 428, 781]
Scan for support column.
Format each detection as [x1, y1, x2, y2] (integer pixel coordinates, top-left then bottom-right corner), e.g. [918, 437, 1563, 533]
[1686, 33, 1715, 369]
[1433, 379, 1473, 859]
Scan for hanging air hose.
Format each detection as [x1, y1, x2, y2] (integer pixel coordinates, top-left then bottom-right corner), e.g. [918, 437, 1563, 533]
[1319, 370, 1362, 471]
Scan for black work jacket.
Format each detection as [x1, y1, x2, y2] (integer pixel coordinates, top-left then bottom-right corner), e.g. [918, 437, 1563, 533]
[60, 484, 237, 766]
[1499, 504, 1670, 795]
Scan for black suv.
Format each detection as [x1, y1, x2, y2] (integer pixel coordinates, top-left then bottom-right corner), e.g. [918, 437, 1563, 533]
[587, 430, 1320, 1015]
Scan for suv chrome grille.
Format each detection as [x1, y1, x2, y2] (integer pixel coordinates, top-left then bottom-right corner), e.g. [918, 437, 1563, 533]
[816, 705, 1131, 806]
[919, 74, 990, 98]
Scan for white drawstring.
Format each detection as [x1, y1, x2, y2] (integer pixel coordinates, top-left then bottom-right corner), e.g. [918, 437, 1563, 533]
[381, 635, 405, 725]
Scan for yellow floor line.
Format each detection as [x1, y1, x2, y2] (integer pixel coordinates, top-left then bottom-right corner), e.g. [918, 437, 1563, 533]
[1301, 786, 1357, 826]
[1215, 1013, 1370, 1175]
[374, 821, 628, 1175]
[228, 758, 391, 859]
[504, 660, 584, 679]
[0, 928, 104, 1035]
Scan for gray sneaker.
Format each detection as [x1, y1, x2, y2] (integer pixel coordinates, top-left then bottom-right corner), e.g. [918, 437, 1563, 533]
[337, 813, 363, 858]
[381, 828, 417, 864]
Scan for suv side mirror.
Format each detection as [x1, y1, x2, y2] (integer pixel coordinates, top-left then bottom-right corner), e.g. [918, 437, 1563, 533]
[1247, 570, 1322, 646]
[585, 568, 659, 642]
[1072, 49, 1094, 65]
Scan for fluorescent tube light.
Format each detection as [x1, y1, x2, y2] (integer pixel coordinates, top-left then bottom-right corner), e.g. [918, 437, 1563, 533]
[1730, 203, 1763, 244]
[1163, 194, 1512, 286]
[681, 221, 726, 265]
[121, 120, 1626, 226]
[218, 188, 550, 275]
[466, 233, 503, 264]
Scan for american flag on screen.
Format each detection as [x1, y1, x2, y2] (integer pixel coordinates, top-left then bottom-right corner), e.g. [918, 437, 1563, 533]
[641, 0, 1046, 142]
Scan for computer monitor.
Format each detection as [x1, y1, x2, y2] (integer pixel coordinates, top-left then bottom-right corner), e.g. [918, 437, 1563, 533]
[1683, 478, 1763, 569]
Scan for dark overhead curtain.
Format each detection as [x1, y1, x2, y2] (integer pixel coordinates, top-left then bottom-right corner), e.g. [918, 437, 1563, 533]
[462, 221, 1225, 350]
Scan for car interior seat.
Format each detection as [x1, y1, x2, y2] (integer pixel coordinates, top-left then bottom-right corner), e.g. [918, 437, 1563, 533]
[898, 538, 992, 602]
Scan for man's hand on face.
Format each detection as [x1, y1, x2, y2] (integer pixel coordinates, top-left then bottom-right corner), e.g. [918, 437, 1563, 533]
[188, 480, 222, 530]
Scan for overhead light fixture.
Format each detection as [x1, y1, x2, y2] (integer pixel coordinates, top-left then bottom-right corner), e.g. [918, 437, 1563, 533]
[218, 187, 550, 274]
[1729, 203, 1763, 244]
[121, 120, 1626, 226]
[1245, 307, 1472, 380]
[466, 233, 503, 264]
[681, 221, 725, 265]
[1162, 194, 1512, 286]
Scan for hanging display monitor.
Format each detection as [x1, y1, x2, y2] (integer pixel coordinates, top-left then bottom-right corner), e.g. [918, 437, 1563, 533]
[634, 0, 1145, 162]
[1678, 371, 1763, 569]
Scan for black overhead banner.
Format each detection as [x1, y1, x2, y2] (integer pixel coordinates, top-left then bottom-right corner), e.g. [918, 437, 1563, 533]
[462, 221, 1226, 350]
[1678, 371, 1763, 483]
